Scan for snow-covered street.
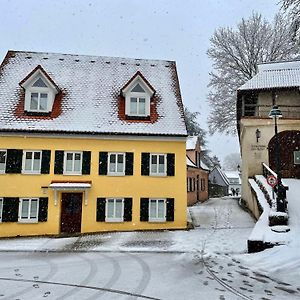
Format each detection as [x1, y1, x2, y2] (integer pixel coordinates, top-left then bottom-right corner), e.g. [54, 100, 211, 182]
[0, 197, 299, 299]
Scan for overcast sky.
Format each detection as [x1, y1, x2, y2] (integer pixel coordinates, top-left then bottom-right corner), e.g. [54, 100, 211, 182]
[0, 0, 279, 164]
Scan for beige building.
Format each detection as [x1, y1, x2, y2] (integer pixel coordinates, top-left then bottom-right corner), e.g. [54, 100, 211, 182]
[186, 136, 209, 205]
[237, 60, 300, 218]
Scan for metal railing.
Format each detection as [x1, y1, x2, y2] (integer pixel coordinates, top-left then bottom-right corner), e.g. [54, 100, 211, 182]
[262, 163, 288, 212]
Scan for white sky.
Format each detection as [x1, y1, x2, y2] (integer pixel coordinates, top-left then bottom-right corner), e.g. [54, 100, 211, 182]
[0, 0, 278, 164]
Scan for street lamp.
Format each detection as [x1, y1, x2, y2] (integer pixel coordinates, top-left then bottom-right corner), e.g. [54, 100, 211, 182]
[269, 105, 286, 212]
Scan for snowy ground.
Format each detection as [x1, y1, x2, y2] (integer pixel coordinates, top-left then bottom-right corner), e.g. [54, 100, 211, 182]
[0, 197, 299, 299]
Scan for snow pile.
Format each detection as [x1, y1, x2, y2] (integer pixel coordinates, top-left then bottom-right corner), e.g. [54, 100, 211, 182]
[248, 177, 290, 244]
[238, 179, 300, 285]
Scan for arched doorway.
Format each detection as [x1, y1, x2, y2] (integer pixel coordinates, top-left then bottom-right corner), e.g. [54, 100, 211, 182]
[268, 130, 300, 178]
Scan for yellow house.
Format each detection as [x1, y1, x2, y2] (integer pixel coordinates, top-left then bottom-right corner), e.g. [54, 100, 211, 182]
[0, 50, 187, 237]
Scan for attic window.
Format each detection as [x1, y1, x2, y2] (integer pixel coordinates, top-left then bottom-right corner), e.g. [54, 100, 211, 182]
[20, 66, 59, 115]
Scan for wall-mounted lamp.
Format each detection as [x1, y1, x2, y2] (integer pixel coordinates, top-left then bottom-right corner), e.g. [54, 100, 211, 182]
[255, 128, 261, 143]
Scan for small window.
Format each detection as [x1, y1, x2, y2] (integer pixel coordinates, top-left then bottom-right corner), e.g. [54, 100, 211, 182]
[64, 151, 82, 175]
[150, 154, 166, 176]
[105, 198, 124, 222]
[130, 97, 146, 115]
[32, 78, 48, 87]
[149, 199, 166, 222]
[108, 153, 125, 175]
[294, 151, 300, 164]
[0, 198, 3, 222]
[30, 92, 48, 112]
[0, 150, 6, 174]
[19, 198, 39, 223]
[22, 150, 42, 174]
[131, 83, 146, 93]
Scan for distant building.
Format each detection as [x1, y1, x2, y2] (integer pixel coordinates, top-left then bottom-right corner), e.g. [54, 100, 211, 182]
[223, 171, 241, 196]
[186, 136, 209, 205]
[237, 60, 300, 217]
[208, 166, 229, 197]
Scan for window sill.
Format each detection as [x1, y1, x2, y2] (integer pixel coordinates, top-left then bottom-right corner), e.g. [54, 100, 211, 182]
[18, 220, 38, 224]
[148, 219, 166, 223]
[107, 173, 125, 177]
[22, 171, 41, 175]
[63, 172, 82, 176]
[149, 174, 167, 177]
[105, 219, 124, 223]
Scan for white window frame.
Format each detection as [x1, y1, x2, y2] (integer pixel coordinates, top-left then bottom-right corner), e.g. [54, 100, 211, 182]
[18, 198, 39, 223]
[150, 153, 167, 176]
[294, 151, 300, 164]
[64, 151, 83, 175]
[108, 153, 125, 176]
[105, 198, 124, 222]
[123, 78, 152, 117]
[129, 95, 147, 116]
[148, 198, 166, 222]
[22, 150, 42, 174]
[29, 91, 49, 112]
[0, 198, 3, 222]
[0, 149, 7, 174]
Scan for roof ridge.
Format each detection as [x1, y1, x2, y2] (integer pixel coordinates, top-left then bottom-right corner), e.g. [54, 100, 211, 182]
[8, 50, 175, 64]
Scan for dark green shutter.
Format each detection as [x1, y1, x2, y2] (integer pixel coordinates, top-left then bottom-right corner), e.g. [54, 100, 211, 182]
[41, 150, 51, 174]
[96, 198, 106, 221]
[166, 198, 175, 221]
[123, 198, 132, 221]
[54, 150, 64, 174]
[141, 153, 150, 176]
[5, 149, 23, 174]
[167, 153, 175, 176]
[2, 198, 19, 222]
[82, 151, 91, 175]
[140, 198, 149, 221]
[99, 152, 108, 175]
[38, 197, 48, 222]
[125, 152, 134, 175]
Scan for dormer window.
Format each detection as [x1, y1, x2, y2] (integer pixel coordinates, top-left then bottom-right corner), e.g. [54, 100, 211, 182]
[121, 72, 155, 118]
[19, 65, 60, 115]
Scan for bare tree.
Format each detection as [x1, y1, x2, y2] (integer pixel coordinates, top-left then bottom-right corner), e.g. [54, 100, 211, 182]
[207, 13, 299, 135]
[281, 0, 300, 43]
[223, 153, 241, 171]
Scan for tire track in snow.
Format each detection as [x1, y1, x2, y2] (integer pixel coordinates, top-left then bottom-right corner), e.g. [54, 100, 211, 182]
[85, 253, 122, 300]
[55, 253, 97, 300]
[0, 277, 160, 300]
[199, 201, 253, 300]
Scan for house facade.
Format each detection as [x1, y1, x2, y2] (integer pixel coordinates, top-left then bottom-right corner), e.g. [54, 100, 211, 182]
[186, 136, 209, 205]
[208, 166, 229, 197]
[237, 60, 300, 217]
[0, 50, 187, 237]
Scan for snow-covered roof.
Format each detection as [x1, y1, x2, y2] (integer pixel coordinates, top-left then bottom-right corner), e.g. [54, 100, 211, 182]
[186, 156, 197, 168]
[224, 170, 241, 184]
[186, 136, 198, 150]
[200, 159, 209, 171]
[0, 50, 187, 136]
[213, 166, 230, 185]
[238, 60, 300, 91]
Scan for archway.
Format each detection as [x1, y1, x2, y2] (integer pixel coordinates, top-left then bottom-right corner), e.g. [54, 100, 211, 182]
[268, 130, 300, 178]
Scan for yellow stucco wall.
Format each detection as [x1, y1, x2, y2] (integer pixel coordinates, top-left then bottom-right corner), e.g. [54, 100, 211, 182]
[0, 134, 187, 237]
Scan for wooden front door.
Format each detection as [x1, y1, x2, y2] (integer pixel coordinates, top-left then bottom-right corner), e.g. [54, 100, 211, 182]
[61, 193, 83, 234]
[268, 130, 300, 178]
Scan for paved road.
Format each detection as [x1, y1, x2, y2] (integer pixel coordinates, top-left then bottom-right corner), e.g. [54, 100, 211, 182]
[0, 198, 299, 299]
